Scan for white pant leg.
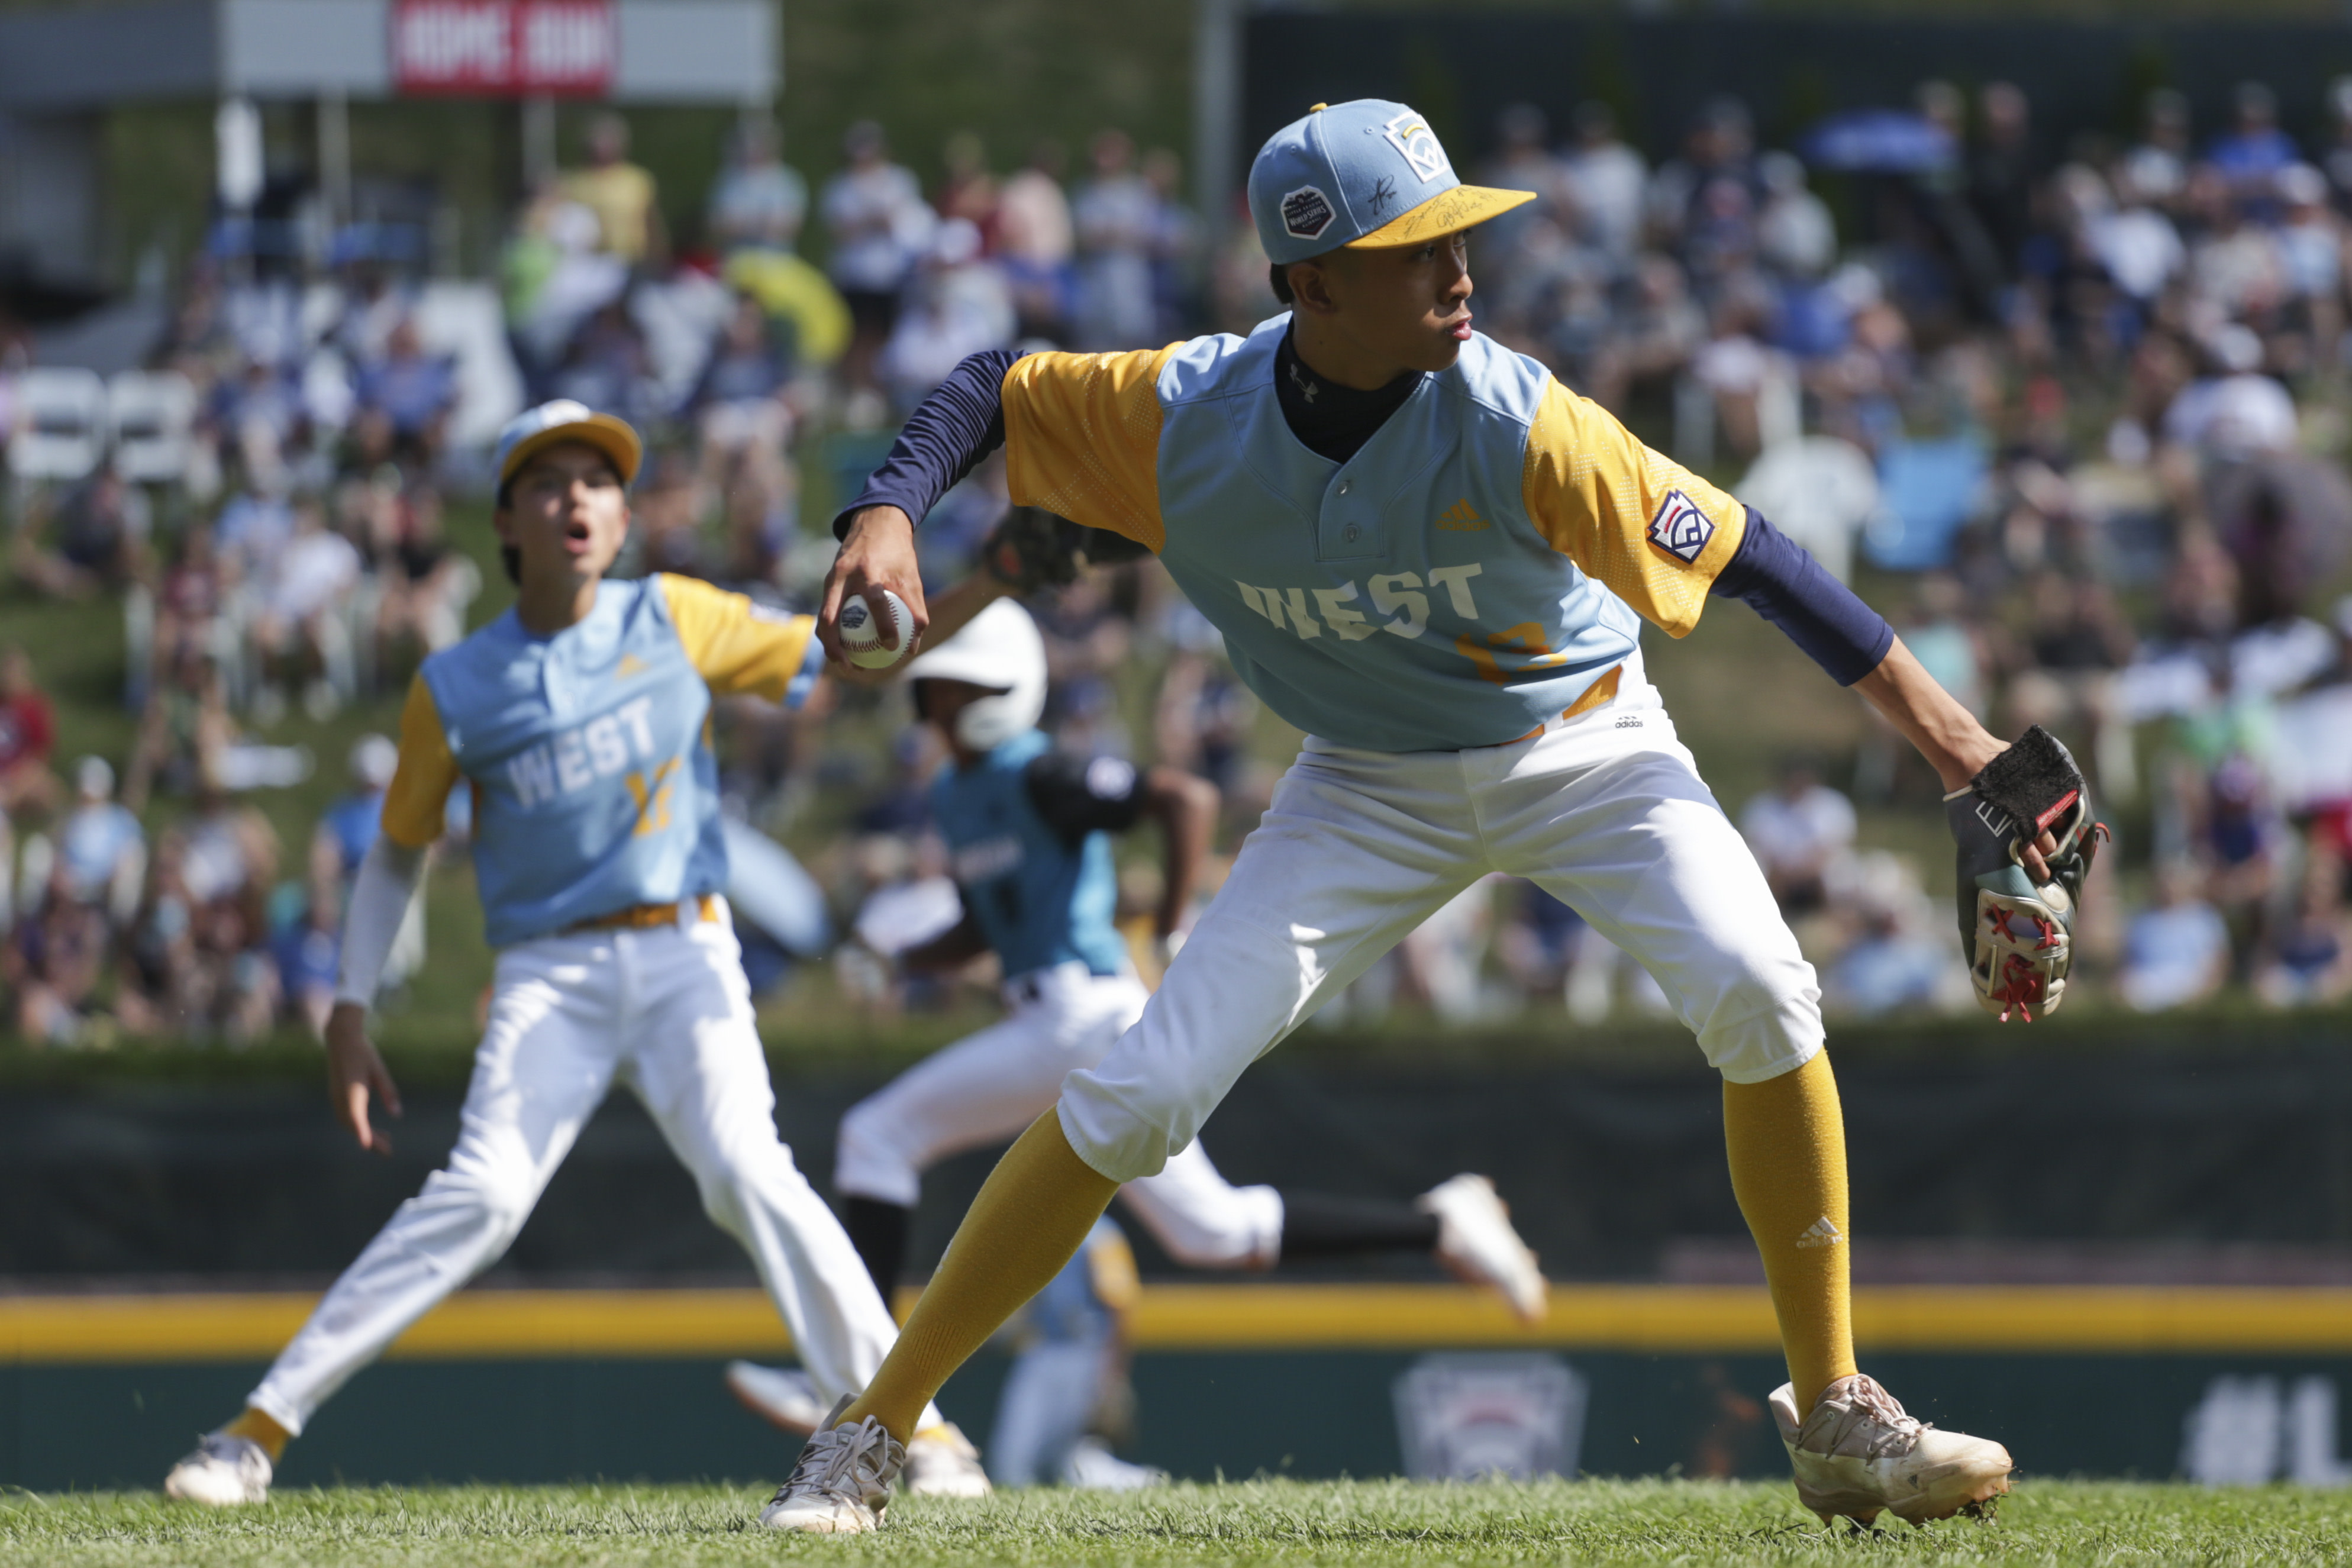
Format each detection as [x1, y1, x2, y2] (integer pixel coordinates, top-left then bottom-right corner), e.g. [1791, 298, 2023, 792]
[1116, 1141, 1284, 1270]
[249, 937, 624, 1435]
[1477, 697, 1823, 1083]
[618, 917, 934, 1422]
[835, 970, 1147, 1206]
[986, 1335, 1111, 1488]
[1060, 744, 1480, 1183]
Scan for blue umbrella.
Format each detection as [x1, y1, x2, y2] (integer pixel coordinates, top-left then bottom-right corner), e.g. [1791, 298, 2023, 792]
[1802, 110, 1957, 175]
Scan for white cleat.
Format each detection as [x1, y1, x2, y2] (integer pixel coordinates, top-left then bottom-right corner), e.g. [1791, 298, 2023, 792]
[1062, 1435, 1167, 1491]
[1419, 1173, 1548, 1324]
[1771, 1374, 2013, 1526]
[904, 1421, 993, 1497]
[163, 1433, 272, 1506]
[725, 1361, 827, 1437]
[758, 1397, 904, 1534]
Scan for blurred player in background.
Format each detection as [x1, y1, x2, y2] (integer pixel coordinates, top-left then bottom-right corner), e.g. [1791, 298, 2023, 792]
[727, 601, 1545, 1438]
[770, 100, 2054, 1532]
[162, 401, 999, 1507]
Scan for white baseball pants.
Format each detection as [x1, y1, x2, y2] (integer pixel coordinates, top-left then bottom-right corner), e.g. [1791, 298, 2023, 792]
[834, 963, 1285, 1270]
[1060, 661, 1825, 1183]
[249, 909, 938, 1435]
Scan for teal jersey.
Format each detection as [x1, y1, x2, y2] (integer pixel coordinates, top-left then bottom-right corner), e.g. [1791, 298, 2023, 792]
[928, 730, 1136, 982]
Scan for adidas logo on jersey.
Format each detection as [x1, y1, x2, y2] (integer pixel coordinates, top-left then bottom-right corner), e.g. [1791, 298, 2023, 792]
[617, 652, 650, 679]
[1793, 1216, 1844, 1250]
[1434, 498, 1486, 532]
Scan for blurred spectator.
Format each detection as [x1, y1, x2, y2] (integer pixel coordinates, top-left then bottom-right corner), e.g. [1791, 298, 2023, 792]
[271, 876, 342, 1038]
[2257, 851, 2351, 1008]
[2129, 89, 2193, 209]
[880, 220, 1015, 414]
[13, 470, 151, 599]
[1561, 101, 1647, 265]
[4, 863, 109, 1044]
[51, 757, 146, 924]
[1072, 130, 1159, 350]
[708, 120, 808, 256]
[1823, 856, 1951, 1017]
[2006, 573, 2138, 800]
[2208, 82, 2300, 204]
[937, 130, 1001, 243]
[1143, 148, 1199, 342]
[249, 495, 363, 720]
[2162, 328, 2296, 456]
[2120, 861, 2231, 1011]
[998, 140, 1077, 340]
[1758, 152, 1837, 280]
[371, 482, 479, 663]
[824, 120, 936, 412]
[1968, 83, 2037, 279]
[350, 317, 457, 470]
[1740, 759, 1857, 918]
[562, 112, 666, 268]
[1479, 104, 1565, 261]
[0, 647, 61, 820]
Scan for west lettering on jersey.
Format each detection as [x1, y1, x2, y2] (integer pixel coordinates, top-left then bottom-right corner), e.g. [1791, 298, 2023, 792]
[506, 695, 661, 808]
[1234, 563, 1560, 680]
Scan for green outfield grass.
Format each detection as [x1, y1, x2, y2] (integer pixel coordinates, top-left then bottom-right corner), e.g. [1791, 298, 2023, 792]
[7, 1479, 2351, 1567]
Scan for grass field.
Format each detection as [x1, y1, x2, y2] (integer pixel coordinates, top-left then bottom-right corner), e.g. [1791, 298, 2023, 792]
[8, 1479, 2352, 1566]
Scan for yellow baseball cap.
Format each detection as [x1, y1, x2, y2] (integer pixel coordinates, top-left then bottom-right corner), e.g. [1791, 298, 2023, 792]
[493, 399, 643, 493]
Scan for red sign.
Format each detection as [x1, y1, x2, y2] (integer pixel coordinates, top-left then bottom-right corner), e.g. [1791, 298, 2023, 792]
[392, 0, 616, 97]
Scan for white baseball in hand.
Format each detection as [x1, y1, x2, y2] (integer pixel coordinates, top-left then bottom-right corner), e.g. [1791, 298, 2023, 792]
[837, 589, 913, 670]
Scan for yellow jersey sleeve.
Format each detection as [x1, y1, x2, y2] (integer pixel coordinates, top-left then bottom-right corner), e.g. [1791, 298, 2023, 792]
[658, 573, 819, 701]
[1085, 1228, 1143, 1314]
[380, 675, 460, 850]
[1520, 378, 1748, 638]
[1001, 347, 1179, 553]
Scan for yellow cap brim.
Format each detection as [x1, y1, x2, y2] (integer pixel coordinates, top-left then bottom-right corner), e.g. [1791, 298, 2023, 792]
[499, 413, 644, 492]
[1347, 185, 1535, 250]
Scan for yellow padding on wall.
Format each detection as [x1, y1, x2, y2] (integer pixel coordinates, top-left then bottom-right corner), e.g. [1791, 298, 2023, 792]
[10, 1284, 2352, 1363]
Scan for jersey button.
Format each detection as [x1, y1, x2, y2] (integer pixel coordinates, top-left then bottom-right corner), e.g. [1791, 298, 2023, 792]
[1342, 524, 1361, 543]
[1337, 479, 1351, 495]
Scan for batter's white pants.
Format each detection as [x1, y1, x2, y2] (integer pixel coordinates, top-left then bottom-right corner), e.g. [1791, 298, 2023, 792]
[834, 964, 1285, 1270]
[1060, 661, 1825, 1183]
[249, 910, 940, 1436]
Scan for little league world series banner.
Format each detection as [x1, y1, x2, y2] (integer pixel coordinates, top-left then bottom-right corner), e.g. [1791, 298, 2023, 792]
[391, 0, 615, 96]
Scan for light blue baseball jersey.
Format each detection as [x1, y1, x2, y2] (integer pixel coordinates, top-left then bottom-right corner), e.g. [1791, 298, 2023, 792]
[999, 319, 1751, 752]
[928, 728, 1130, 983]
[380, 573, 823, 947]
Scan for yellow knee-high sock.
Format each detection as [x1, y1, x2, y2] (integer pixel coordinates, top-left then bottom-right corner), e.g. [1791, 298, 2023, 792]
[841, 1111, 1118, 1442]
[221, 1406, 291, 1462]
[1722, 1051, 1856, 1415]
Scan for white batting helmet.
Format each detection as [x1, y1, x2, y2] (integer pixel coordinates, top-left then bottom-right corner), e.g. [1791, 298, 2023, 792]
[905, 599, 1048, 751]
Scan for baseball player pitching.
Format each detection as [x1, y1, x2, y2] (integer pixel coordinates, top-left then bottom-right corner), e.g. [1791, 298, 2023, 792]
[727, 597, 1544, 1438]
[162, 401, 997, 1506]
[764, 99, 2096, 1532]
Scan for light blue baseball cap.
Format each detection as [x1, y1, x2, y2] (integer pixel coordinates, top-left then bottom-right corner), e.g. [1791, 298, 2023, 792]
[493, 398, 643, 496]
[1248, 99, 1535, 266]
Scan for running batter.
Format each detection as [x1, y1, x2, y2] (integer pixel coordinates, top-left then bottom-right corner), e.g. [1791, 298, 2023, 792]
[162, 401, 991, 1506]
[766, 102, 2061, 1531]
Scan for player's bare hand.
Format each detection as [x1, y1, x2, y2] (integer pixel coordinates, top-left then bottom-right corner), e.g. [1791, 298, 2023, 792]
[2020, 830, 2057, 885]
[325, 1002, 402, 1156]
[821, 505, 929, 666]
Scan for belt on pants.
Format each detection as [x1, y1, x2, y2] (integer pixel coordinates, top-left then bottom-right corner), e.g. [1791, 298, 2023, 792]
[567, 895, 721, 934]
[1495, 663, 1624, 746]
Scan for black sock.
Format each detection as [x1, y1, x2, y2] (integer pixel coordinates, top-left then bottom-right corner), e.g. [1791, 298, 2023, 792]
[1275, 1190, 1442, 1262]
[843, 1197, 912, 1300]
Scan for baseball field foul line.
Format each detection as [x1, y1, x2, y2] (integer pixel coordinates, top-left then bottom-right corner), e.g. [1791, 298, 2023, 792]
[10, 1284, 2352, 1362]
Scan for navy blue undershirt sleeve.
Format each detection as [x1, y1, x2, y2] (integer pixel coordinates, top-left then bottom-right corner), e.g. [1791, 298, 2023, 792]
[1709, 506, 1895, 686]
[831, 349, 1022, 538]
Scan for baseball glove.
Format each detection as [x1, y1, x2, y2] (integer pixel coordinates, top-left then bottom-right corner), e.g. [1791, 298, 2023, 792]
[981, 506, 1151, 593]
[1944, 725, 2108, 1022]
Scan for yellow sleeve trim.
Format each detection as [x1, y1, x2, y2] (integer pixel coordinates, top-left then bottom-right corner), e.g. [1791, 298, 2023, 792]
[1001, 346, 1177, 553]
[1521, 378, 1748, 638]
[657, 573, 816, 701]
[380, 675, 460, 850]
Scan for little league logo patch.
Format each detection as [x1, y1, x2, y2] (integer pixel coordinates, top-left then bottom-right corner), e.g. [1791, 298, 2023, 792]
[1282, 185, 1336, 241]
[1382, 112, 1451, 183]
[1647, 489, 1714, 563]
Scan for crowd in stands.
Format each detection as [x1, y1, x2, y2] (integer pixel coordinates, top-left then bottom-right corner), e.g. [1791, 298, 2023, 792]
[5, 78, 2352, 1047]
